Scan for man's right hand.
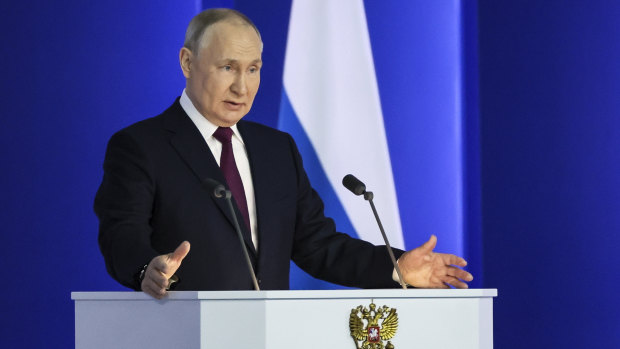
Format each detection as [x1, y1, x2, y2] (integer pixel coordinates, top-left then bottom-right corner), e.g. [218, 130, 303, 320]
[141, 241, 190, 299]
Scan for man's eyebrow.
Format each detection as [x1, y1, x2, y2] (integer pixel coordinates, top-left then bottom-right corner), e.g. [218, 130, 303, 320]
[218, 58, 238, 64]
[218, 58, 262, 65]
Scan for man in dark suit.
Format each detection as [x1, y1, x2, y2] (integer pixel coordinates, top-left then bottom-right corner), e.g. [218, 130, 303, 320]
[95, 9, 473, 299]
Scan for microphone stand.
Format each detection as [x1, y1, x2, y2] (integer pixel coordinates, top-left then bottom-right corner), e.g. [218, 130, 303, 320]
[222, 190, 261, 291]
[363, 191, 408, 290]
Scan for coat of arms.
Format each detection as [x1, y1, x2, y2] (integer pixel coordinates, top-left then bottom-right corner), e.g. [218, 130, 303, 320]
[349, 302, 398, 349]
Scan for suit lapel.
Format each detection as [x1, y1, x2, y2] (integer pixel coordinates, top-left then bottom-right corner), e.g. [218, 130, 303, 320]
[162, 101, 257, 257]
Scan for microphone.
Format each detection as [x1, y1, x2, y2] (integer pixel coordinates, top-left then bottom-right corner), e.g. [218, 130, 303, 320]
[342, 174, 407, 289]
[342, 174, 366, 196]
[202, 178, 260, 291]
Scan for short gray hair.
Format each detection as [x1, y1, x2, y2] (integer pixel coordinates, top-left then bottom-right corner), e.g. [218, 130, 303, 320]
[183, 8, 262, 53]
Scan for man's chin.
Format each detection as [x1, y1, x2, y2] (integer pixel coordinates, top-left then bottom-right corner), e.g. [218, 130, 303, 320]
[213, 111, 247, 127]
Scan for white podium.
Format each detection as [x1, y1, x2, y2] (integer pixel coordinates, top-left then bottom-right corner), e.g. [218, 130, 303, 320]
[72, 289, 497, 348]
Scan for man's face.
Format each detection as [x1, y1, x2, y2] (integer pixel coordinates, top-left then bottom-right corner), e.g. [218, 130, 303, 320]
[181, 21, 262, 127]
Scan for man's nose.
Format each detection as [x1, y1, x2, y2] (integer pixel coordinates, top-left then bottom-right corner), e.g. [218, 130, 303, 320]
[230, 73, 247, 95]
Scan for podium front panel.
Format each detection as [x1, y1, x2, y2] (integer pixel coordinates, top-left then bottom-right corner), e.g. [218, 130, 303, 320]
[72, 289, 497, 348]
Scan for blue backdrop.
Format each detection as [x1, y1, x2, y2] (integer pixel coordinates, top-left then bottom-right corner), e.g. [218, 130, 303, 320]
[479, 1, 620, 347]
[0, 0, 618, 348]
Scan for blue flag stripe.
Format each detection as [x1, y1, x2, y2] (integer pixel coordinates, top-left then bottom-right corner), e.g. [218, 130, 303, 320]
[278, 89, 358, 290]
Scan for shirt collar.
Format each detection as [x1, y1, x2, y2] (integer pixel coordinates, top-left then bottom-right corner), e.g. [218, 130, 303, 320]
[180, 89, 244, 143]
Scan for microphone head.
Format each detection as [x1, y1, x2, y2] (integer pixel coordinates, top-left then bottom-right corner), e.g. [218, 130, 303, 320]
[342, 174, 366, 196]
[202, 178, 226, 198]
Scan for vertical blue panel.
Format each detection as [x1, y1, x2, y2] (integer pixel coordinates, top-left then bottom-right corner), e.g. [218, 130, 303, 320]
[479, 0, 620, 347]
[461, 0, 483, 287]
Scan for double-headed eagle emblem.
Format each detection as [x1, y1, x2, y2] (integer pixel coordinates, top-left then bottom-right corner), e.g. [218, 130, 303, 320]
[349, 302, 398, 349]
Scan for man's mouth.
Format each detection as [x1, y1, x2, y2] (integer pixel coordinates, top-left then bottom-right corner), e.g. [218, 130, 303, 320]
[224, 101, 244, 110]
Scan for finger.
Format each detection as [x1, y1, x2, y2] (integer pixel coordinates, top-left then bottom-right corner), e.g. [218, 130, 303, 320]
[439, 253, 468, 267]
[436, 281, 450, 289]
[143, 284, 163, 299]
[428, 276, 450, 289]
[446, 266, 474, 282]
[169, 241, 191, 264]
[141, 279, 166, 299]
[143, 269, 168, 290]
[149, 256, 169, 274]
[420, 235, 437, 253]
[145, 258, 171, 287]
[441, 276, 469, 289]
[146, 268, 169, 289]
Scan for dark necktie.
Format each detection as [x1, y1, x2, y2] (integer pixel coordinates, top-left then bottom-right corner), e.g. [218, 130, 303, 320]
[213, 127, 251, 232]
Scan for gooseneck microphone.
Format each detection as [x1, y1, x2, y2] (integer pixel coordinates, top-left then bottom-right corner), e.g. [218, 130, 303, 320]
[342, 174, 366, 196]
[202, 178, 260, 291]
[342, 174, 407, 289]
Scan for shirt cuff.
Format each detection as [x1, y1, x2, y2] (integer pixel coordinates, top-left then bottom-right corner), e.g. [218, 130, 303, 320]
[391, 267, 400, 283]
[391, 258, 405, 284]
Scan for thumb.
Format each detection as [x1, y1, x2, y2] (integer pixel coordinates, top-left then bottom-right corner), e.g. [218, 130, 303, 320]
[169, 241, 191, 264]
[420, 234, 437, 253]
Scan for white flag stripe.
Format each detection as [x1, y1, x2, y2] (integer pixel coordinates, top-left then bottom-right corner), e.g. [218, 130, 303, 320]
[283, 0, 404, 248]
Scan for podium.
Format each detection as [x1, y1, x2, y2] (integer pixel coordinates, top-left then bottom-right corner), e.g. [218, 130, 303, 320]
[72, 289, 497, 348]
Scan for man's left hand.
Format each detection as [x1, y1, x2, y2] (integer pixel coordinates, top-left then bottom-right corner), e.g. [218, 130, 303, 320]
[399, 235, 473, 289]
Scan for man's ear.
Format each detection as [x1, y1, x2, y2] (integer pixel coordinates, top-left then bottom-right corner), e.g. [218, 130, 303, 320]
[179, 47, 193, 78]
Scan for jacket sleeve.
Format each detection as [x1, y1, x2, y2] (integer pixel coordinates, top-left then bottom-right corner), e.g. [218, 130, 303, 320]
[94, 130, 160, 290]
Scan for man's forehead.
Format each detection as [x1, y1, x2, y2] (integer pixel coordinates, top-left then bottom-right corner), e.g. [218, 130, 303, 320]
[201, 20, 262, 48]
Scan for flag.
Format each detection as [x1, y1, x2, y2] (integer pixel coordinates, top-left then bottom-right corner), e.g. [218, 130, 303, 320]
[278, 0, 404, 289]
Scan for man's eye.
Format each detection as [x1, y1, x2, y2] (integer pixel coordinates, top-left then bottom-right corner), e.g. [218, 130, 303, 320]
[223, 65, 232, 71]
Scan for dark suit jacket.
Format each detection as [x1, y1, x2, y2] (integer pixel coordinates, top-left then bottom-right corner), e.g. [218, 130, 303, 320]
[95, 99, 403, 291]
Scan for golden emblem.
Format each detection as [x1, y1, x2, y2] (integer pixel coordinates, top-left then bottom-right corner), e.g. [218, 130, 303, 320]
[349, 302, 398, 349]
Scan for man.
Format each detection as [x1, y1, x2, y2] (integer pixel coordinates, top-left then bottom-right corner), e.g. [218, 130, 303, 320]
[95, 8, 473, 299]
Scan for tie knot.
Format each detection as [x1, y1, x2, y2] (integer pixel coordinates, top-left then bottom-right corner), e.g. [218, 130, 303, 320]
[213, 127, 233, 144]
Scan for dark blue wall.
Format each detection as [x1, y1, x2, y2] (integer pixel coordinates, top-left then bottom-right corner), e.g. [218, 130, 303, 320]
[479, 1, 620, 347]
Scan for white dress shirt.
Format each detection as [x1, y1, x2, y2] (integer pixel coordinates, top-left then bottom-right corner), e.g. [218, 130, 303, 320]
[180, 89, 258, 250]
